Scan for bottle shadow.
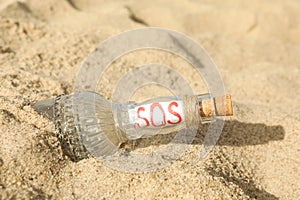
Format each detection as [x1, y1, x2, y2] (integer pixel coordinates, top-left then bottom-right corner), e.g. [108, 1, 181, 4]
[122, 119, 285, 150]
[194, 119, 285, 146]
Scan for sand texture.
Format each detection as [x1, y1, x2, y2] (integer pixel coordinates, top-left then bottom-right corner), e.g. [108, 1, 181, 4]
[0, 0, 300, 199]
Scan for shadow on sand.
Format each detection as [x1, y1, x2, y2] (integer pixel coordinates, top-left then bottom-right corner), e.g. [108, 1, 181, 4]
[123, 119, 285, 149]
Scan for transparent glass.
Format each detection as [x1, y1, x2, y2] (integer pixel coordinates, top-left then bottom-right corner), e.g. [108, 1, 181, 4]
[58, 91, 217, 158]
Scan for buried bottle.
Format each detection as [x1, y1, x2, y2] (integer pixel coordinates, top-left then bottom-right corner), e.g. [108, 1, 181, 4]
[33, 92, 232, 161]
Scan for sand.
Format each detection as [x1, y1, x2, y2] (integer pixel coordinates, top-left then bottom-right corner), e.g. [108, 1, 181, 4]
[0, 0, 299, 199]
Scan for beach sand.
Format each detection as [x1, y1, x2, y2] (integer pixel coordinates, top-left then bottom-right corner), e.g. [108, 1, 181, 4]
[0, 0, 299, 199]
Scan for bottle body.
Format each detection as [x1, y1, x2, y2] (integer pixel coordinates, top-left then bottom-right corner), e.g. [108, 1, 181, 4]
[33, 91, 232, 161]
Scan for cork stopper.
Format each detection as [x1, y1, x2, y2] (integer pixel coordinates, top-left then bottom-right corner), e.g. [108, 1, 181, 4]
[200, 94, 233, 117]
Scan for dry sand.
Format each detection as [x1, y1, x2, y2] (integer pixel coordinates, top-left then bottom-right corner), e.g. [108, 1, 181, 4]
[0, 0, 300, 199]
